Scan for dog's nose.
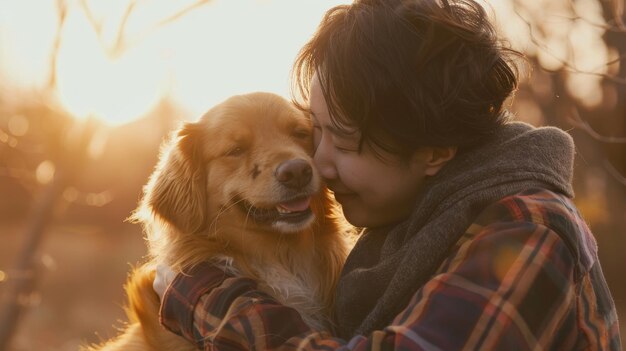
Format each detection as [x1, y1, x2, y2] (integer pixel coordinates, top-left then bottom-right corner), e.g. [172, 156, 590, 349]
[275, 159, 312, 189]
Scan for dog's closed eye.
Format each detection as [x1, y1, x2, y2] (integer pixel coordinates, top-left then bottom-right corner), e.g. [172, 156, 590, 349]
[292, 128, 311, 140]
[225, 146, 246, 157]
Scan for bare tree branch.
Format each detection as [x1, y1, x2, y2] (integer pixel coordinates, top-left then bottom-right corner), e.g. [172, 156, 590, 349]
[546, 0, 626, 32]
[123, 0, 212, 51]
[78, 0, 212, 58]
[589, 54, 626, 73]
[604, 159, 626, 185]
[111, 0, 139, 58]
[568, 107, 626, 143]
[47, 0, 68, 89]
[512, 0, 626, 84]
[550, 14, 619, 32]
[78, 0, 102, 36]
[79, 0, 120, 56]
[612, 0, 625, 30]
[559, 0, 625, 31]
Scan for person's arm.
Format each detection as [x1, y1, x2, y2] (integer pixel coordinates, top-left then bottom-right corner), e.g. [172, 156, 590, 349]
[159, 221, 581, 350]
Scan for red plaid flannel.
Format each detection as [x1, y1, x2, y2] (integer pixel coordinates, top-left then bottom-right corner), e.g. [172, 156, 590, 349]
[160, 189, 621, 350]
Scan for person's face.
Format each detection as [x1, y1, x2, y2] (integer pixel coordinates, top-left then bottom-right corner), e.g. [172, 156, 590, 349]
[309, 77, 432, 228]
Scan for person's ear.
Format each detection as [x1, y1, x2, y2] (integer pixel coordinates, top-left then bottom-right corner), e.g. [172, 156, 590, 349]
[413, 146, 457, 176]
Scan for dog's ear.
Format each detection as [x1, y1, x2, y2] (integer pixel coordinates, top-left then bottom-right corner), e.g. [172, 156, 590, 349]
[146, 122, 207, 233]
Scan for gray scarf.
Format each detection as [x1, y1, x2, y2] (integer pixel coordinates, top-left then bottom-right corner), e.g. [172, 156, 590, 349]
[334, 121, 575, 338]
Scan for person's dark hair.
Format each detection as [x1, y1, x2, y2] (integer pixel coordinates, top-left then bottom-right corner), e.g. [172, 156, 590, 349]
[291, 0, 523, 158]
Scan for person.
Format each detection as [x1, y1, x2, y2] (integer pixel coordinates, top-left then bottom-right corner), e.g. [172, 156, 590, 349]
[153, 0, 622, 349]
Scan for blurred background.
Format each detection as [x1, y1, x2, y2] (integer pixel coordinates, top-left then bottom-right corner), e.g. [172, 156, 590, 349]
[0, 0, 624, 350]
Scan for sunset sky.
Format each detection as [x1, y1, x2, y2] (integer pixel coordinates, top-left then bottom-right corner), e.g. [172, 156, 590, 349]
[0, 0, 608, 125]
[0, 0, 353, 125]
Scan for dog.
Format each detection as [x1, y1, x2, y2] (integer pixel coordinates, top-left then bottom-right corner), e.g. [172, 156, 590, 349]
[83, 92, 352, 350]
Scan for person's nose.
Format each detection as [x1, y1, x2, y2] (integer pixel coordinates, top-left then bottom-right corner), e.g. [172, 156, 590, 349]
[313, 136, 338, 181]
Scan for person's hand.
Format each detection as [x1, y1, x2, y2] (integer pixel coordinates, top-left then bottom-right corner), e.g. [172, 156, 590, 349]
[153, 263, 177, 301]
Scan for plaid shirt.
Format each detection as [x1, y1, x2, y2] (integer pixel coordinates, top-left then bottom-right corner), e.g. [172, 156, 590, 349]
[160, 189, 621, 350]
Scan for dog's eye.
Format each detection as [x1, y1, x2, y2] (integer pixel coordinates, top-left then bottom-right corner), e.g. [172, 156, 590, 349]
[226, 146, 245, 157]
[293, 129, 311, 139]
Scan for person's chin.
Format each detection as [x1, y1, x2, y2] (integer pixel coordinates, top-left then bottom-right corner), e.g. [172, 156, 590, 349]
[334, 194, 368, 227]
[340, 208, 370, 228]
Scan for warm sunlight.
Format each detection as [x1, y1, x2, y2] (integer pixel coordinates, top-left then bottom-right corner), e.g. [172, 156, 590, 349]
[55, 12, 164, 125]
[0, 0, 353, 126]
[2, 1, 625, 350]
[2, 0, 603, 126]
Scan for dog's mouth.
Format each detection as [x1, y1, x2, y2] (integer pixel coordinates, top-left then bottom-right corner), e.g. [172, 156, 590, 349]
[235, 195, 314, 226]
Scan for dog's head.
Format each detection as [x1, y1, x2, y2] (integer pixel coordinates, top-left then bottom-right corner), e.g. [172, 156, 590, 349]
[139, 92, 322, 239]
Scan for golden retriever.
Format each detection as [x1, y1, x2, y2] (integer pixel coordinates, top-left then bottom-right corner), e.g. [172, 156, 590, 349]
[83, 92, 351, 351]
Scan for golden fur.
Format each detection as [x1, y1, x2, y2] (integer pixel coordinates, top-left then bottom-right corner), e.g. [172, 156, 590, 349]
[84, 92, 352, 350]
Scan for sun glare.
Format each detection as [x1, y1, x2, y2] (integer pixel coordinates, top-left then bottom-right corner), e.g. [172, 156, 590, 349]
[55, 2, 166, 126]
[1, 0, 353, 126]
[56, 51, 163, 126]
[2, 0, 610, 124]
